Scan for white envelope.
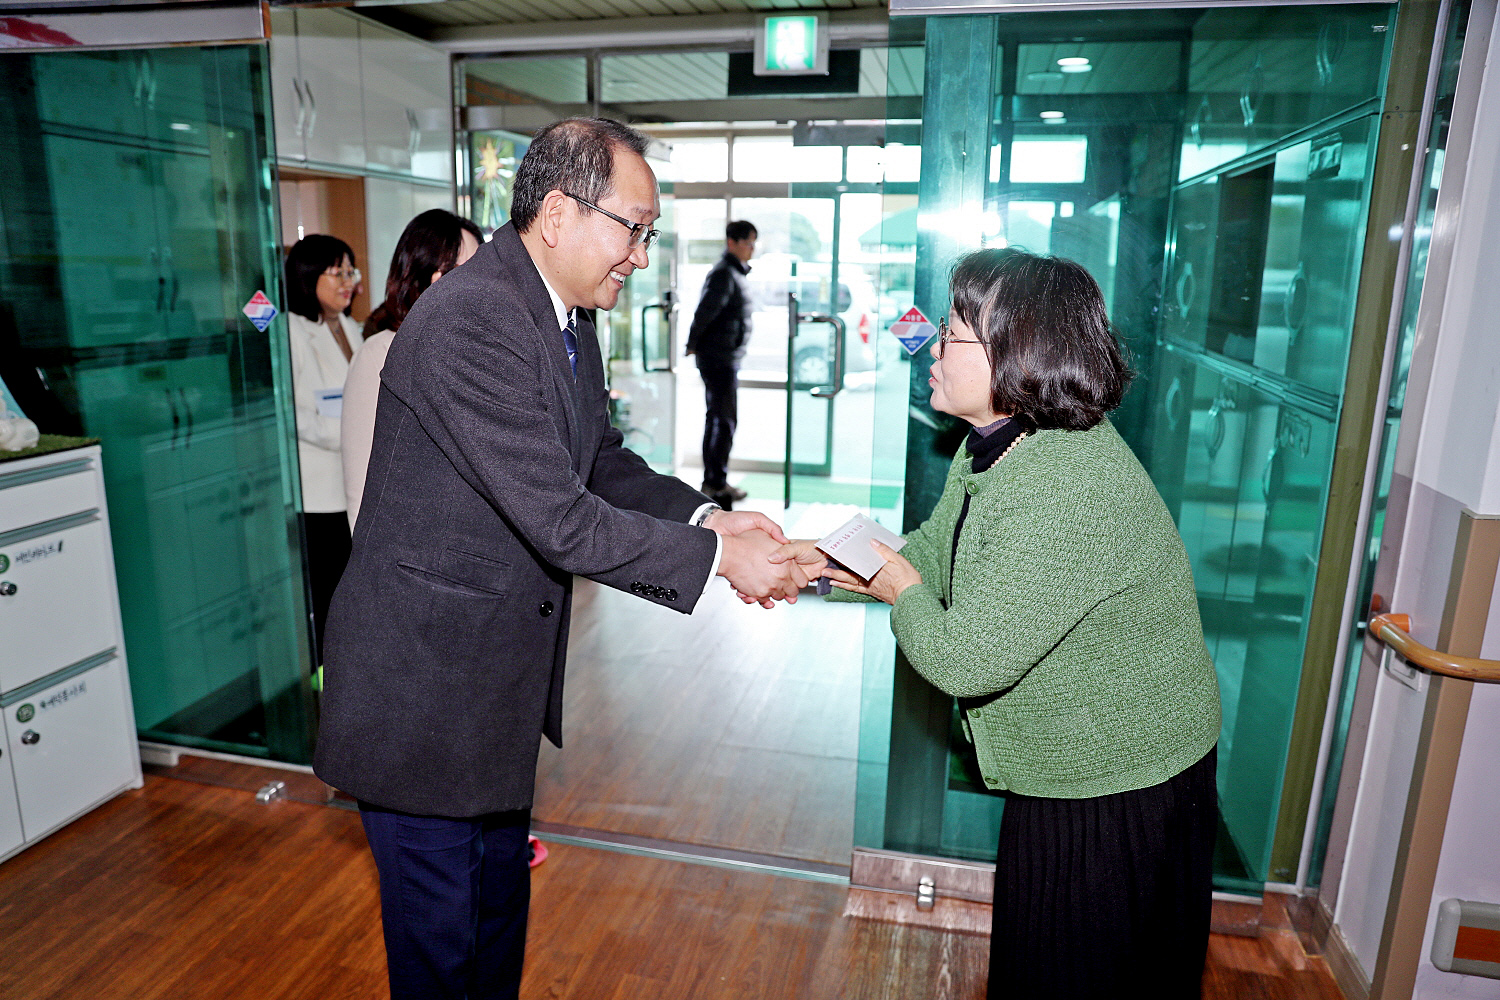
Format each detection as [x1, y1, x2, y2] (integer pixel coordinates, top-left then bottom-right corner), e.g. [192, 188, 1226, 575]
[816, 513, 907, 582]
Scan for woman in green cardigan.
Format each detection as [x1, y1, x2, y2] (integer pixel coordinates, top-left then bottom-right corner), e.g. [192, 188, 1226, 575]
[773, 247, 1221, 998]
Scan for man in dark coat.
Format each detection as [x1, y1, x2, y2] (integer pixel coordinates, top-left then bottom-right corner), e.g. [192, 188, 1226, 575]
[314, 119, 809, 1000]
[685, 219, 756, 507]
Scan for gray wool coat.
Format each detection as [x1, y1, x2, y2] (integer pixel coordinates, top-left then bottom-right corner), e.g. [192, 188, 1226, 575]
[314, 222, 718, 817]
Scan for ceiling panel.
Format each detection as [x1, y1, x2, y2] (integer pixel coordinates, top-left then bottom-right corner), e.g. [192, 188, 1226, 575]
[601, 51, 729, 102]
[468, 55, 590, 102]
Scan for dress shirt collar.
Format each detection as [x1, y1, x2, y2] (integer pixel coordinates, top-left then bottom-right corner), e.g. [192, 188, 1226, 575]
[536, 269, 573, 332]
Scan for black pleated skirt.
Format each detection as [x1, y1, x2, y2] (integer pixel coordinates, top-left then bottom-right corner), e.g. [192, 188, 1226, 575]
[988, 746, 1217, 1000]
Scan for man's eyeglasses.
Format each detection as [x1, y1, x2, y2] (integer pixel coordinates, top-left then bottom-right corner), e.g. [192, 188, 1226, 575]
[937, 320, 983, 358]
[564, 192, 660, 251]
[324, 267, 362, 285]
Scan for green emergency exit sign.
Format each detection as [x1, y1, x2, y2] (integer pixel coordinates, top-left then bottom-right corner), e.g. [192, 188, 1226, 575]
[755, 13, 829, 76]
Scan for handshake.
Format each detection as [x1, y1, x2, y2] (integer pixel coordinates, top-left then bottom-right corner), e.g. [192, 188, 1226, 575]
[704, 510, 828, 608]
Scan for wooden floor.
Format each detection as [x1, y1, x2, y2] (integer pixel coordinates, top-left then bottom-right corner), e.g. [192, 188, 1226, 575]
[536, 576, 870, 865]
[0, 776, 1346, 1000]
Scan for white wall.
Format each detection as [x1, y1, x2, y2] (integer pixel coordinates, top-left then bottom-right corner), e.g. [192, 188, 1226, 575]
[1331, 7, 1500, 994]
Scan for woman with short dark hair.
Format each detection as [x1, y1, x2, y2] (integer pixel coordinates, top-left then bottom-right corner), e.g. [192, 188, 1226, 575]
[342, 210, 483, 526]
[774, 246, 1221, 998]
[284, 234, 364, 668]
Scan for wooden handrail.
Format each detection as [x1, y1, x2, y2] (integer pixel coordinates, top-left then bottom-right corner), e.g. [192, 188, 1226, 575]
[1369, 613, 1500, 683]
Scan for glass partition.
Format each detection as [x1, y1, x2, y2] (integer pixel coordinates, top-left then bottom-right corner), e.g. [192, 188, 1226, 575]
[1308, 0, 1472, 885]
[0, 44, 314, 762]
[861, 4, 1397, 887]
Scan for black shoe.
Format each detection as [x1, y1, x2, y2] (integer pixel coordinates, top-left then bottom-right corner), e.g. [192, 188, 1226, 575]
[705, 482, 748, 502]
[705, 487, 736, 510]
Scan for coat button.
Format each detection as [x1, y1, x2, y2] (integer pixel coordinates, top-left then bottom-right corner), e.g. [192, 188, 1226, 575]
[666, 589, 678, 601]
[539, 601, 554, 616]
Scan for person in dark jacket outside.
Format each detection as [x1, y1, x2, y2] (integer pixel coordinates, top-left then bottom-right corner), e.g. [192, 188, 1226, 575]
[686, 219, 756, 507]
[769, 247, 1222, 999]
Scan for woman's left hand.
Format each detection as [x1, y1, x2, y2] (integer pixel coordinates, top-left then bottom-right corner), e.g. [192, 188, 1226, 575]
[824, 540, 922, 606]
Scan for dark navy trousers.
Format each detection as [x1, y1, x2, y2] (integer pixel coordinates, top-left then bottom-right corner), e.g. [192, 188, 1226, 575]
[359, 802, 532, 1000]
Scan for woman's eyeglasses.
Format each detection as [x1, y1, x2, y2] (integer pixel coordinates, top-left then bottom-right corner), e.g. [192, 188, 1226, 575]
[565, 192, 660, 251]
[324, 267, 362, 285]
[937, 320, 982, 358]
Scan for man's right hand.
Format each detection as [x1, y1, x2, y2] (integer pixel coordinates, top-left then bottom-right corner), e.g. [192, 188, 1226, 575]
[718, 528, 809, 608]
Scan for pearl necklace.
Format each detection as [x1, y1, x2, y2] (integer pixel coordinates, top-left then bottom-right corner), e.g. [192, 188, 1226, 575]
[995, 430, 1027, 463]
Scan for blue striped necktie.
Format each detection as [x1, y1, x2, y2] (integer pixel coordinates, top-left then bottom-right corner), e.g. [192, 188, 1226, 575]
[562, 314, 579, 379]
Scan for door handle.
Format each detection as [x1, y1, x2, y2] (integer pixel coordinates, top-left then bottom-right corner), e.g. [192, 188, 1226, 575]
[407, 107, 420, 158]
[802, 314, 847, 398]
[166, 388, 181, 449]
[20, 730, 39, 746]
[177, 388, 194, 445]
[305, 82, 317, 140]
[292, 78, 307, 139]
[0, 581, 16, 597]
[640, 302, 672, 372]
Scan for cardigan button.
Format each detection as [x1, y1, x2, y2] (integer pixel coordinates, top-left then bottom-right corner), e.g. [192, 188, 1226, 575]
[984, 776, 998, 786]
[965, 482, 978, 495]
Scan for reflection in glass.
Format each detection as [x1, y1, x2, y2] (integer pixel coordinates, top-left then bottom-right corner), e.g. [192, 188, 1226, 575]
[731, 137, 843, 183]
[464, 57, 588, 104]
[865, 3, 1399, 889]
[1006, 135, 1089, 184]
[847, 143, 923, 184]
[1, 44, 313, 762]
[655, 137, 729, 183]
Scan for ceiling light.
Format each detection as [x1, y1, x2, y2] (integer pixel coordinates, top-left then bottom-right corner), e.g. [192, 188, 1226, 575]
[1027, 71, 1065, 83]
[1057, 56, 1092, 74]
[1039, 111, 1066, 119]
[170, 122, 192, 131]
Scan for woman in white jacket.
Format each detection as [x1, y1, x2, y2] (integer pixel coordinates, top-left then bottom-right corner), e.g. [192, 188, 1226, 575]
[285, 234, 364, 667]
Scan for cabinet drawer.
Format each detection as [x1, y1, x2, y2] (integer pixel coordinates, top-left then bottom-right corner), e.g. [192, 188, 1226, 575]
[0, 744, 21, 859]
[0, 514, 120, 693]
[0, 462, 100, 536]
[4, 655, 135, 840]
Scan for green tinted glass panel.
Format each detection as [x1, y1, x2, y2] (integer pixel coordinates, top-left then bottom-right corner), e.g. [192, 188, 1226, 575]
[864, 4, 1393, 890]
[1181, 6, 1393, 180]
[1308, 0, 1473, 886]
[0, 44, 314, 762]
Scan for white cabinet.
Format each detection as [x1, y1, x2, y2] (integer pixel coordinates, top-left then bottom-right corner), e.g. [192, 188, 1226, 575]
[6, 656, 137, 839]
[295, 8, 367, 169]
[0, 751, 21, 859]
[268, 8, 304, 162]
[269, 9, 453, 181]
[0, 514, 119, 694]
[0, 446, 143, 865]
[360, 20, 453, 181]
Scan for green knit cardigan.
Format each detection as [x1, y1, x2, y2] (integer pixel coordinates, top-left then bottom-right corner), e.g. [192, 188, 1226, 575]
[832, 419, 1220, 799]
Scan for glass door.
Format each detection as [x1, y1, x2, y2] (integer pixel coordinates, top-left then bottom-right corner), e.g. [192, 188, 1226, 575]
[0, 44, 314, 763]
[862, 3, 1400, 887]
[607, 190, 677, 472]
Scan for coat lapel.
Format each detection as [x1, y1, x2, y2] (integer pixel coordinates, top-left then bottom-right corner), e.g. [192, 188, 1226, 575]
[490, 224, 581, 464]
